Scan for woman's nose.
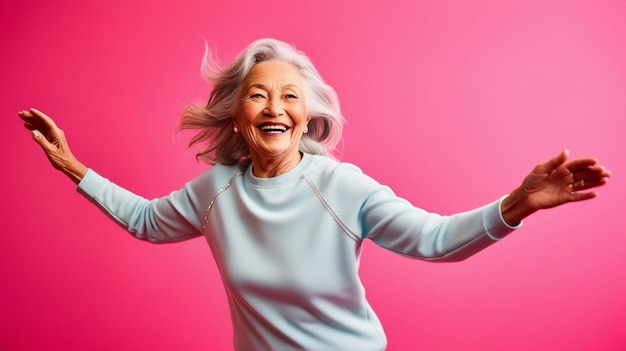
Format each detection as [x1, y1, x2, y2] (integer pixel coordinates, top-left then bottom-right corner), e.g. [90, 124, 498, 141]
[264, 98, 285, 117]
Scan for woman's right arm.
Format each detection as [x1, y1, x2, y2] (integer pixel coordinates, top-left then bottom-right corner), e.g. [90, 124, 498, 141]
[77, 169, 206, 243]
[19, 108, 204, 243]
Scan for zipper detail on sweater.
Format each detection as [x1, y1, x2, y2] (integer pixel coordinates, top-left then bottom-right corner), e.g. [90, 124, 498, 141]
[302, 175, 361, 242]
[202, 171, 244, 233]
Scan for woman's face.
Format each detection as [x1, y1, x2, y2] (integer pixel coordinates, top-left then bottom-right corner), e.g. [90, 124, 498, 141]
[235, 60, 309, 164]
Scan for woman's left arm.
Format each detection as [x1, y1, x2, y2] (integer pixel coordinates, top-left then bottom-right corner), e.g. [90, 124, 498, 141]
[501, 150, 611, 226]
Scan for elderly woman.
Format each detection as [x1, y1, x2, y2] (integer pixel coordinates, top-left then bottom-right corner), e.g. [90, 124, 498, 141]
[19, 38, 610, 351]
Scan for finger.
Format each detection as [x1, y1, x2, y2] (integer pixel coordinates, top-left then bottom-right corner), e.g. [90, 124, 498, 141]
[23, 122, 37, 130]
[20, 110, 48, 135]
[570, 191, 598, 202]
[570, 163, 611, 192]
[18, 110, 36, 125]
[19, 112, 48, 135]
[20, 109, 65, 146]
[573, 167, 611, 182]
[589, 164, 612, 179]
[22, 119, 53, 145]
[18, 109, 41, 123]
[18, 108, 58, 132]
[537, 149, 569, 173]
[31, 129, 51, 149]
[564, 157, 599, 172]
[29, 108, 60, 130]
[28, 123, 61, 150]
[572, 177, 608, 191]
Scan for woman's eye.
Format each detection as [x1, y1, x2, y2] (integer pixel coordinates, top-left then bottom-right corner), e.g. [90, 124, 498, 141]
[250, 93, 265, 99]
[284, 94, 298, 100]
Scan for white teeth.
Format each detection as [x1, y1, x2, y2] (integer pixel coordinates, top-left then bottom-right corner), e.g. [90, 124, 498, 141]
[260, 125, 287, 132]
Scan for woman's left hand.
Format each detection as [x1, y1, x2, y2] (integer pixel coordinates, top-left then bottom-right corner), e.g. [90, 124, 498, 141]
[501, 150, 611, 225]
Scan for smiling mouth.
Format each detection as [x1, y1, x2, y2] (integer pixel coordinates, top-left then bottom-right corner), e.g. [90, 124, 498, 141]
[258, 123, 290, 134]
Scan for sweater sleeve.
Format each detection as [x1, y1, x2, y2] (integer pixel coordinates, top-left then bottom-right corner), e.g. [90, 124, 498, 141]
[76, 169, 207, 243]
[362, 186, 520, 261]
[315, 161, 521, 262]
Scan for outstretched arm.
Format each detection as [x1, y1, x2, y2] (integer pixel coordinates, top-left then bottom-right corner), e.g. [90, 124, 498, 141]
[501, 150, 611, 225]
[19, 108, 88, 184]
[19, 108, 206, 242]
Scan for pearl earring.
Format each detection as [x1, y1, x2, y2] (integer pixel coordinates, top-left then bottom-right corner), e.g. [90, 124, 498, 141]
[233, 127, 239, 133]
[303, 127, 308, 134]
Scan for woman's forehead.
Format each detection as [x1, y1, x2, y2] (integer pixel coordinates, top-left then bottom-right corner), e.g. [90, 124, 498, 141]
[244, 61, 305, 89]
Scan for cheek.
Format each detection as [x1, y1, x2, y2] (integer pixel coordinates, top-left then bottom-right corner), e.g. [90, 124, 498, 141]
[238, 104, 261, 123]
[290, 104, 308, 123]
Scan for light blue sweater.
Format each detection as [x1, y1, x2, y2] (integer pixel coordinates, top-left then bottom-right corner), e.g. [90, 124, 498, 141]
[77, 153, 519, 351]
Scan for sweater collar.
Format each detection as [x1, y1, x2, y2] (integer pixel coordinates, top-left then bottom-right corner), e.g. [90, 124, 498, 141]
[245, 152, 314, 188]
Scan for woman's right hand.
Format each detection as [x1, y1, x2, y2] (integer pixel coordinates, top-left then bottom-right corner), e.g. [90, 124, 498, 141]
[19, 108, 88, 184]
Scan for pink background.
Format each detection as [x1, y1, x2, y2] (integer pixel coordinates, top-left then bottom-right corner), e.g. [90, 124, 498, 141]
[2, 1, 625, 350]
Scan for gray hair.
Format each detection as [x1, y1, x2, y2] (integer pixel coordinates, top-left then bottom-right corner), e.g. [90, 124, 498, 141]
[179, 38, 345, 165]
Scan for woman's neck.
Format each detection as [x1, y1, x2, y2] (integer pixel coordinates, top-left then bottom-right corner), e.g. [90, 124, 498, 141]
[250, 151, 303, 178]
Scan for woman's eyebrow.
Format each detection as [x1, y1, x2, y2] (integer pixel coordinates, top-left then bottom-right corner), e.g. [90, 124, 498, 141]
[246, 83, 268, 90]
[246, 83, 301, 91]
